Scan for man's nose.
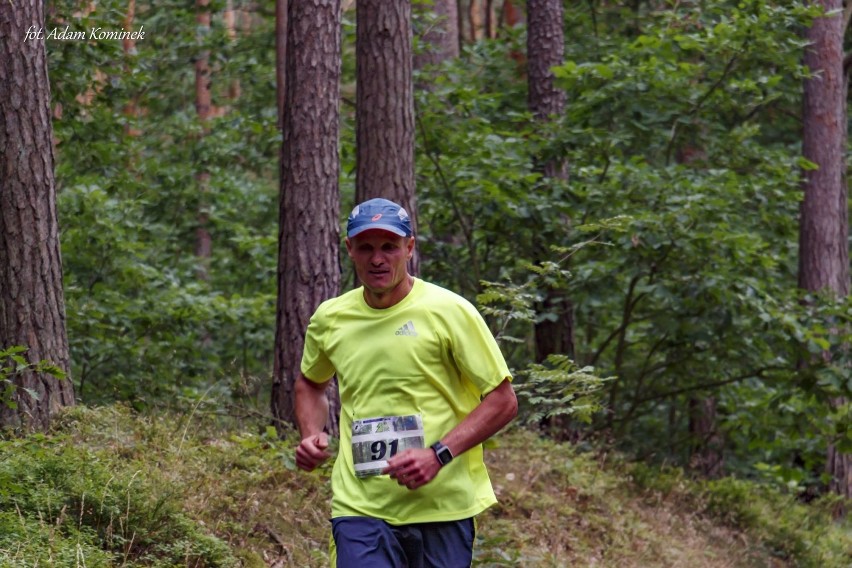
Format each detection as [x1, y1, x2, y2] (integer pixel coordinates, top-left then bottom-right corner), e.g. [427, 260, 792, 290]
[370, 252, 384, 265]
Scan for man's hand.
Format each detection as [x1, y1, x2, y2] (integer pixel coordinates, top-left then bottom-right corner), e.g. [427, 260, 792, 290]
[296, 432, 330, 472]
[383, 448, 442, 490]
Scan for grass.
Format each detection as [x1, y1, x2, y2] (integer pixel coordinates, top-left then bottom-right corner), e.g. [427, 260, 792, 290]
[0, 404, 850, 567]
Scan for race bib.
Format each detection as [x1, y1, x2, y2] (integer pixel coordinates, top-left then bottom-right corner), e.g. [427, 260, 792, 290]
[351, 414, 425, 477]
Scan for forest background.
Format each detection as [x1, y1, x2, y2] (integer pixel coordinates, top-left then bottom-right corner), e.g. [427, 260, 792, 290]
[2, 0, 852, 565]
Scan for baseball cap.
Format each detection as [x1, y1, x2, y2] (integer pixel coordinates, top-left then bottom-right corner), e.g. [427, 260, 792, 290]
[347, 198, 413, 238]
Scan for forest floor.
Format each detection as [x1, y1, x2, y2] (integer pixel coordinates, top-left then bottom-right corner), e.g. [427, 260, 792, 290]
[2, 404, 850, 567]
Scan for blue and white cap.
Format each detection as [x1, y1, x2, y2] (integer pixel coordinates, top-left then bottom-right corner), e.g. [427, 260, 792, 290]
[347, 198, 413, 238]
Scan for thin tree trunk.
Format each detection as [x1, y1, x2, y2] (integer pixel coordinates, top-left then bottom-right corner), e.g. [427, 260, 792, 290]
[271, 0, 342, 436]
[122, 0, 141, 137]
[224, 0, 242, 103]
[500, 0, 526, 68]
[688, 397, 724, 478]
[527, 0, 574, 443]
[800, 0, 851, 510]
[414, 0, 459, 71]
[528, 0, 572, 364]
[456, 0, 464, 53]
[499, 0, 525, 31]
[195, 0, 213, 280]
[527, 0, 568, 179]
[0, 0, 75, 430]
[275, 0, 287, 130]
[355, 0, 419, 275]
[468, 0, 482, 42]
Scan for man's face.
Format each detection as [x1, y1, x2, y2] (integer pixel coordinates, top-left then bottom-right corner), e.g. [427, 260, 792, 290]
[346, 230, 414, 294]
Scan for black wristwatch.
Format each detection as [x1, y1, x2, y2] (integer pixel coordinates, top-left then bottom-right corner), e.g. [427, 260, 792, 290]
[431, 441, 454, 467]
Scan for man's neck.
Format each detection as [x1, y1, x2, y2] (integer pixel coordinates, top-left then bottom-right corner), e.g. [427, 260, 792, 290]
[363, 275, 414, 309]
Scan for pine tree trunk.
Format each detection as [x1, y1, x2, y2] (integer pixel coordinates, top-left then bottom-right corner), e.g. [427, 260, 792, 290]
[688, 397, 724, 478]
[500, 0, 524, 30]
[799, 0, 851, 508]
[275, 0, 287, 130]
[271, 0, 342, 436]
[467, 0, 482, 42]
[224, 0, 241, 103]
[355, 0, 419, 274]
[0, 0, 75, 430]
[527, 0, 568, 180]
[528, 0, 573, 362]
[122, 0, 141, 137]
[414, 0, 459, 70]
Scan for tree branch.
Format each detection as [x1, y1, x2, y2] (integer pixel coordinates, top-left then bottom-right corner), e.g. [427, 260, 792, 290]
[665, 52, 740, 165]
[414, 108, 482, 287]
[630, 366, 789, 406]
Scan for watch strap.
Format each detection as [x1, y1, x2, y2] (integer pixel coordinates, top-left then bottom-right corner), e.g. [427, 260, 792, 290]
[431, 441, 454, 466]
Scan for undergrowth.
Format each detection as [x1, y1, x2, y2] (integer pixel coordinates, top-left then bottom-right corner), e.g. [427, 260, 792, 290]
[1, 405, 849, 567]
[0, 410, 237, 567]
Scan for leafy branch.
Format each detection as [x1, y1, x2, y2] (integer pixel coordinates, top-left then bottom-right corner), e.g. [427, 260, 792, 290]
[0, 346, 67, 411]
[477, 215, 631, 343]
[476, 220, 630, 426]
[515, 354, 615, 426]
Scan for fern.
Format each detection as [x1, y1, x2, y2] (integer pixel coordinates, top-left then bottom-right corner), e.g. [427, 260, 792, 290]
[516, 354, 614, 425]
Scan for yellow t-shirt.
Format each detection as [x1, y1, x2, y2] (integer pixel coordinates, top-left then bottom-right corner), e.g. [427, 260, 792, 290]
[301, 278, 511, 525]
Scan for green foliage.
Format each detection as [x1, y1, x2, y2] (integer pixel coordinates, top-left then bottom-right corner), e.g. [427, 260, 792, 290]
[38, 0, 852, 514]
[700, 477, 852, 567]
[516, 355, 613, 426]
[413, 0, 846, 491]
[48, 0, 279, 407]
[476, 249, 612, 426]
[0, 346, 67, 411]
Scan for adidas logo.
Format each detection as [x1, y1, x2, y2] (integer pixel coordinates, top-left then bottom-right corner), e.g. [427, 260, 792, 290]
[395, 320, 418, 337]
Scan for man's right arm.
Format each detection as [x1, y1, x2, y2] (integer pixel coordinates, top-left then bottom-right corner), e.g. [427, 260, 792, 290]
[294, 373, 331, 472]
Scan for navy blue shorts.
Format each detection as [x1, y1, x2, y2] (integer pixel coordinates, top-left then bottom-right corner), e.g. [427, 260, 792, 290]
[331, 516, 475, 568]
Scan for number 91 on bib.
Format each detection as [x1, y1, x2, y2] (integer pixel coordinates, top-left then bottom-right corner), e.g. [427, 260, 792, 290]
[351, 414, 425, 477]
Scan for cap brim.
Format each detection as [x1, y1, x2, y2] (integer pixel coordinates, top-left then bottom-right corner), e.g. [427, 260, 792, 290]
[347, 224, 409, 238]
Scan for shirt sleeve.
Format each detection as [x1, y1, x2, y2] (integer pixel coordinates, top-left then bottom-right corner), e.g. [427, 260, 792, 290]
[300, 305, 336, 383]
[447, 298, 512, 397]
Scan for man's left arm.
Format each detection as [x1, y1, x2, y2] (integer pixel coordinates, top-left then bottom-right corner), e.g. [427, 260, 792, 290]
[384, 378, 517, 490]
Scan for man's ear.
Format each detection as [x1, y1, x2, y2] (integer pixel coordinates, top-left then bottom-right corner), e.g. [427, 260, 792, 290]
[406, 236, 416, 259]
[344, 237, 353, 257]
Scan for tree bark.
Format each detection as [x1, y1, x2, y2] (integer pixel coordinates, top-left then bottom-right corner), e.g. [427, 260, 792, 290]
[484, 0, 493, 38]
[799, 0, 851, 508]
[527, 0, 567, 177]
[355, 0, 419, 274]
[0, 0, 75, 430]
[500, 0, 525, 30]
[688, 397, 724, 478]
[528, 0, 573, 363]
[467, 0, 482, 42]
[414, 0, 459, 70]
[122, 0, 141, 137]
[275, 0, 287, 130]
[271, 0, 342, 436]
[224, 0, 242, 103]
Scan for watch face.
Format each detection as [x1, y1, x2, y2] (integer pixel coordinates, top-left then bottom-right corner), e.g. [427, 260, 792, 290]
[432, 442, 452, 465]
